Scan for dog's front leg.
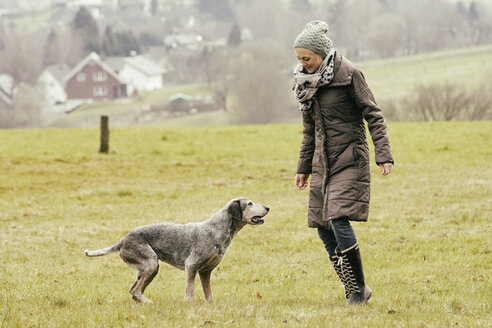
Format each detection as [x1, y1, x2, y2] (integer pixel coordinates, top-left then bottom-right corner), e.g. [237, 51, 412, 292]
[199, 271, 213, 303]
[185, 265, 197, 303]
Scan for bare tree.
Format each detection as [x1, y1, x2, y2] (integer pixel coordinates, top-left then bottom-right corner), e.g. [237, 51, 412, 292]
[468, 81, 492, 120]
[326, 0, 383, 59]
[235, 0, 313, 53]
[227, 41, 296, 124]
[0, 28, 43, 106]
[200, 46, 233, 112]
[0, 84, 45, 128]
[366, 13, 407, 57]
[43, 29, 61, 67]
[399, 0, 463, 54]
[55, 29, 86, 67]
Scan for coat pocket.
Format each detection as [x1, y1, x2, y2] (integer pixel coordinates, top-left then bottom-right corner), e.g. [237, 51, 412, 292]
[334, 144, 356, 168]
[353, 143, 369, 162]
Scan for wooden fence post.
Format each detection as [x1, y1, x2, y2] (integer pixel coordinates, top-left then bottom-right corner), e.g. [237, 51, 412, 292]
[99, 115, 109, 153]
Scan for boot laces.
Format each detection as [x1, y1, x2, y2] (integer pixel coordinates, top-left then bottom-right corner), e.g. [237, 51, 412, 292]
[340, 253, 360, 294]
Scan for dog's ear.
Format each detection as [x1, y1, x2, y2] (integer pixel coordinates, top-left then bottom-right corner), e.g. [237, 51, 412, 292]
[228, 200, 243, 221]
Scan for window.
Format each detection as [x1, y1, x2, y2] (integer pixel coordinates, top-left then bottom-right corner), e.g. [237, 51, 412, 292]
[93, 86, 108, 96]
[76, 73, 86, 82]
[93, 71, 107, 81]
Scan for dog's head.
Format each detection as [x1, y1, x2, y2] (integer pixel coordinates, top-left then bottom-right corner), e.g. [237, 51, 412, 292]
[227, 197, 269, 225]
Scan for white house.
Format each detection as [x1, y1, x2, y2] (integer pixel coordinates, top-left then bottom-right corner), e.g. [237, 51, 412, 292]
[38, 64, 70, 108]
[0, 74, 15, 107]
[118, 55, 166, 95]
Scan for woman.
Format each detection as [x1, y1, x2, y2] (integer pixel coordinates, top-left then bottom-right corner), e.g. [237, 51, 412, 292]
[293, 21, 393, 305]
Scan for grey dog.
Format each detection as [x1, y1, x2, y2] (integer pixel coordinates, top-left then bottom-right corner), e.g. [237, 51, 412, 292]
[84, 198, 269, 303]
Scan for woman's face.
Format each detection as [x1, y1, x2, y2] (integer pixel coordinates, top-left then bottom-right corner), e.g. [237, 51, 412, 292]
[295, 47, 324, 73]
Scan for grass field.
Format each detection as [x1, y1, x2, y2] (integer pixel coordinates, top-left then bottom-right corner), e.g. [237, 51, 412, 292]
[0, 122, 491, 327]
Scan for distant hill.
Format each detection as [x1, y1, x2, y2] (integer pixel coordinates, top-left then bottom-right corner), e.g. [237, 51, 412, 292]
[47, 44, 492, 128]
[358, 44, 492, 102]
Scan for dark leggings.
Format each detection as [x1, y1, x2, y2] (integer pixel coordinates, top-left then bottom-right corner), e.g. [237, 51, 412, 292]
[317, 218, 358, 257]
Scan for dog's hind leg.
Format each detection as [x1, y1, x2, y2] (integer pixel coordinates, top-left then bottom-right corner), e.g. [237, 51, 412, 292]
[130, 266, 158, 303]
[141, 263, 159, 295]
[121, 243, 159, 303]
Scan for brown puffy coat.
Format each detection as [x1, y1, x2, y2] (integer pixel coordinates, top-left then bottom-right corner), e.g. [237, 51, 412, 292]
[297, 52, 393, 229]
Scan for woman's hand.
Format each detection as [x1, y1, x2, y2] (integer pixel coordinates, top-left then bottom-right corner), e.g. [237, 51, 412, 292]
[379, 163, 393, 176]
[295, 174, 311, 190]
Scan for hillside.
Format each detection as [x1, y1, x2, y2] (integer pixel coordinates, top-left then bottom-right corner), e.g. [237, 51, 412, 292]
[359, 44, 492, 101]
[47, 44, 492, 128]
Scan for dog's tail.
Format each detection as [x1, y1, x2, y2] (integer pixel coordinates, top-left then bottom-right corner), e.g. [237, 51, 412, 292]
[84, 241, 122, 257]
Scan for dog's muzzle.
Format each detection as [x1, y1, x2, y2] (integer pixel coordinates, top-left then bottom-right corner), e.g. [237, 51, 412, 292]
[251, 207, 269, 225]
[251, 216, 265, 225]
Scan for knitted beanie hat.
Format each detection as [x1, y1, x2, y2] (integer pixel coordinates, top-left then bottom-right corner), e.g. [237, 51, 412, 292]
[294, 20, 333, 58]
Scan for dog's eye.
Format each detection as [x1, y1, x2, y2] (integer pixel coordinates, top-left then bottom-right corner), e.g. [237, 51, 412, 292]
[248, 202, 253, 206]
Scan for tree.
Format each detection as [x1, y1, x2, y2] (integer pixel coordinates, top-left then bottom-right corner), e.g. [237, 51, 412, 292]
[72, 6, 101, 52]
[227, 24, 241, 47]
[197, 0, 235, 21]
[469, 1, 479, 21]
[138, 31, 162, 48]
[53, 28, 85, 67]
[227, 41, 296, 124]
[366, 14, 407, 57]
[0, 84, 44, 128]
[73, 6, 99, 36]
[291, 0, 311, 12]
[235, 0, 312, 54]
[199, 46, 231, 111]
[466, 1, 492, 45]
[43, 29, 61, 66]
[151, 0, 158, 15]
[101, 28, 140, 56]
[0, 28, 43, 103]
[0, 28, 49, 127]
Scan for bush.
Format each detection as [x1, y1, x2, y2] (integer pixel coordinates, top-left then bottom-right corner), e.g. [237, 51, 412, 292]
[402, 81, 492, 121]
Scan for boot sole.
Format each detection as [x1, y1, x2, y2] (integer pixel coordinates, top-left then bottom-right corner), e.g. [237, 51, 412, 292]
[347, 287, 372, 305]
[365, 291, 372, 304]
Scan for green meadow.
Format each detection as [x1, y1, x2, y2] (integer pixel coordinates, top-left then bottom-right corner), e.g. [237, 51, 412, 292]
[0, 122, 490, 327]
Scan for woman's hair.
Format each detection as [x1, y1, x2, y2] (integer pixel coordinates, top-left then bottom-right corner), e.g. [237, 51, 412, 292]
[294, 20, 333, 58]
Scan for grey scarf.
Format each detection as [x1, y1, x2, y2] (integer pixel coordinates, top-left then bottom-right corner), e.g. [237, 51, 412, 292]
[293, 49, 336, 111]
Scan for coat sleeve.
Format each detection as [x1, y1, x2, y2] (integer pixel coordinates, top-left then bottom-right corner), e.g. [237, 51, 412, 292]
[351, 69, 394, 165]
[297, 109, 315, 174]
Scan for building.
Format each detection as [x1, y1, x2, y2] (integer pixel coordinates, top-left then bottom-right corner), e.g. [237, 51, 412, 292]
[118, 55, 166, 95]
[38, 51, 166, 113]
[0, 74, 14, 107]
[38, 64, 70, 107]
[64, 52, 127, 100]
[167, 93, 192, 113]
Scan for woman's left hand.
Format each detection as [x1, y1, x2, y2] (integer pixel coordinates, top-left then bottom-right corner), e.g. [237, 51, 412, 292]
[379, 163, 393, 176]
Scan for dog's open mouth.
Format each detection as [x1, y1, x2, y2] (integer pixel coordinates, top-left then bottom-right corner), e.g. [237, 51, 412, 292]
[251, 216, 265, 225]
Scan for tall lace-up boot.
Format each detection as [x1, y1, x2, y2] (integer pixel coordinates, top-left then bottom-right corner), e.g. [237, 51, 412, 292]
[330, 254, 350, 299]
[339, 244, 372, 305]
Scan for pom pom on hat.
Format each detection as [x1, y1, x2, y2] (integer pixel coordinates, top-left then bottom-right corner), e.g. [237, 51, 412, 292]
[294, 20, 333, 57]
